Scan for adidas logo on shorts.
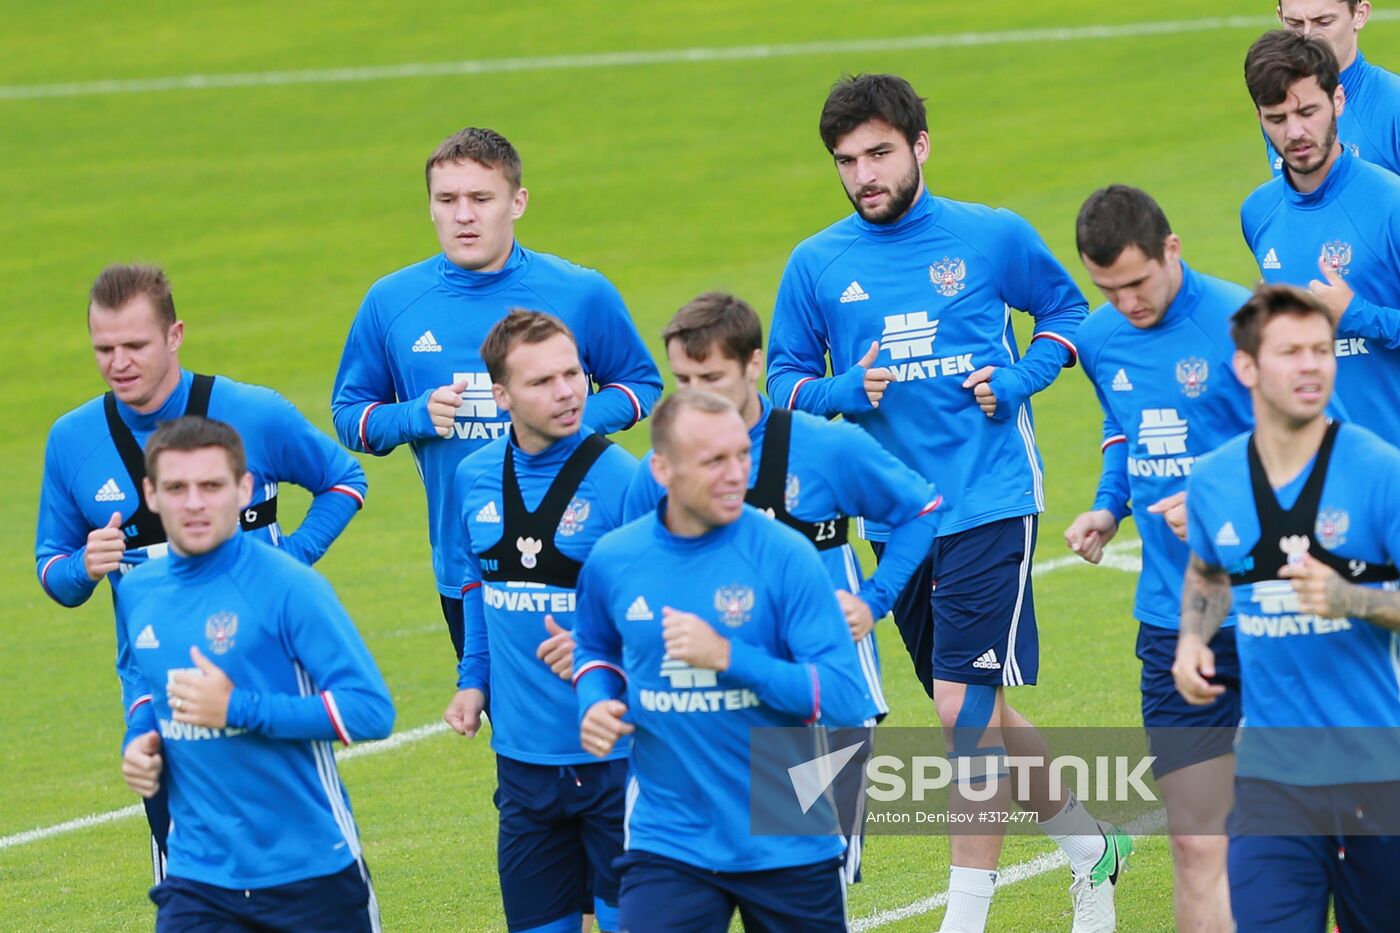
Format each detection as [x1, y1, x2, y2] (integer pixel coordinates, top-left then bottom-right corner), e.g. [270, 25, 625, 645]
[412, 330, 443, 352]
[972, 649, 1002, 670]
[839, 281, 870, 304]
[475, 501, 501, 524]
[625, 596, 654, 621]
[1111, 368, 1133, 392]
[95, 478, 126, 502]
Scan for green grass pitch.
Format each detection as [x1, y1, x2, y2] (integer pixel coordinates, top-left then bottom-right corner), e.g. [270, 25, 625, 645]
[2, 2, 1390, 929]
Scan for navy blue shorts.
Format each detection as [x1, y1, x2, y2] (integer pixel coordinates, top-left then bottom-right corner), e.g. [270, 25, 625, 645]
[495, 755, 626, 932]
[150, 858, 377, 932]
[440, 594, 464, 661]
[878, 515, 1039, 691]
[1136, 622, 1241, 777]
[1229, 779, 1400, 932]
[616, 850, 848, 933]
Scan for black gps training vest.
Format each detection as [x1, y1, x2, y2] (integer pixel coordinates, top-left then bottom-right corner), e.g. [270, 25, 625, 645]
[1229, 421, 1399, 587]
[103, 374, 278, 550]
[480, 434, 612, 588]
[744, 408, 849, 552]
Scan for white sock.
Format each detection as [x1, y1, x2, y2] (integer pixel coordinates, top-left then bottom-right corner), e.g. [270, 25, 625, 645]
[1039, 793, 1105, 875]
[940, 865, 997, 933]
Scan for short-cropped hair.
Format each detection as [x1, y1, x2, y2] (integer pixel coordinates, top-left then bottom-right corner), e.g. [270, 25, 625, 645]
[425, 127, 522, 191]
[144, 416, 247, 481]
[480, 309, 577, 384]
[1075, 185, 1174, 266]
[649, 389, 738, 457]
[660, 291, 763, 365]
[1231, 282, 1336, 358]
[89, 263, 177, 329]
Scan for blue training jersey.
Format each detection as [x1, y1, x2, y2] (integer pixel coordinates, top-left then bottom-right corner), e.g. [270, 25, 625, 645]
[1264, 51, 1400, 176]
[331, 243, 662, 596]
[768, 189, 1085, 537]
[1242, 149, 1400, 445]
[573, 506, 878, 871]
[623, 396, 940, 716]
[455, 425, 638, 765]
[1187, 423, 1400, 785]
[118, 533, 395, 888]
[1078, 263, 1254, 630]
[36, 370, 367, 721]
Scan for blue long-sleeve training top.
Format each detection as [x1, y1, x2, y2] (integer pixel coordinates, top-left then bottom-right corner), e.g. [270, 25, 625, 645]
[118, 533, 394, 889]
[573, 504, 877, 871]
[1077, 262, 1255, 630]
[622, 395, 940, 716]
[767, 189, 1085, 537]
[1187, 422, 1400, 786]
[331, 243, 661, 596]
[1243, 148, 1400, 446]
[454, 425, 637, 764]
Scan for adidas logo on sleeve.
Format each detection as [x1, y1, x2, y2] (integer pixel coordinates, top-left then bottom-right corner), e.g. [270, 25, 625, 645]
[412, 330, 443, 352]
[95, 478, 126, 502]
[625, 596, 654, 621]
[1215, 522, 1241, 547]
[972, 649, 1001, 670]
[839, 281, 870, 304]
[475, 501, 501, 524]
[1110, 369, 1133, 392]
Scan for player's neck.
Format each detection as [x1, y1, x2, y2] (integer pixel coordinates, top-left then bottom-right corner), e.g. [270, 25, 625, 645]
[128, 362, 184, 415]
[1254, 413, 1329, 486]
[1290, 143, 1343, 195]
[740, 388, 762, 429]
[662, 501, 723, 539]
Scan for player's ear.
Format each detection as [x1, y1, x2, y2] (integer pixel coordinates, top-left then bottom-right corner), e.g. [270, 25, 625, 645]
[167, 320, 185, 353]
[237, 471, 254, 509]
[1334, 81, 1347, 118]
[1355, 2, 1372, 31]
[913, 130, 930, 167]
[492, 382, 512, 413]
[1233, 349, 1258, 389]
[650, 452, 672, 489]
[744, 348, 763, 384]
[1163, 235, 1182, 266]
[143, 477, 159, 513]
[512, 186, 529, 220]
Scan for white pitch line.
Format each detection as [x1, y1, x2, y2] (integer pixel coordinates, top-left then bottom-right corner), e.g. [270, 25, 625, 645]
[5, 13, 1399, 102]
[1034, 537, 1142, 576]
[852, 808, 1169, 931]
[0, 721, 453, 851]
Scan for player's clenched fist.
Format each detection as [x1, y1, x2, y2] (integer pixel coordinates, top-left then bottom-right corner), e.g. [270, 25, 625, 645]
[580, 699, 634, 758]
[536, 614, 574, 681]
[122, 730, 163, 798]
[427, 377, 470, 438]
[84, 511, 126, 581]
[856, 340, 896, 408]
[1064, 509, 1119, 565]
[835, 589, 875, 641]
[661, 607, 730, 671]
[444, 687, 487, 738]
[1172, 635, 1224, 706]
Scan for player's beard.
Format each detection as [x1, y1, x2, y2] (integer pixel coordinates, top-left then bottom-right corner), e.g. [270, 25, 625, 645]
[1284, 117, 1339, 178]
[849, 162, 921, 224]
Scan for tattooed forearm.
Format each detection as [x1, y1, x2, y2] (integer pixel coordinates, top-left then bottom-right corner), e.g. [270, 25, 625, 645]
[1329, 577, 1400, 632]
[1180, 555, 1232, 641]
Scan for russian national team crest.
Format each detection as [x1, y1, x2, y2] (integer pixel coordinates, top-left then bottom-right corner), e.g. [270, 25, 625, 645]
[558, 497, 591, 537]
[517, 536, 543, 569]
[1320, 241, 1353, 277]
[205, 611, 239, 655]
[1279, 534, 1311, 566]
[929, 258, 967, 297]
[1315, 509, 1349, 549]
[1176, 357, 1209, 398]
[784, 474, 800, 512]
[714, 584, 755, 628]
